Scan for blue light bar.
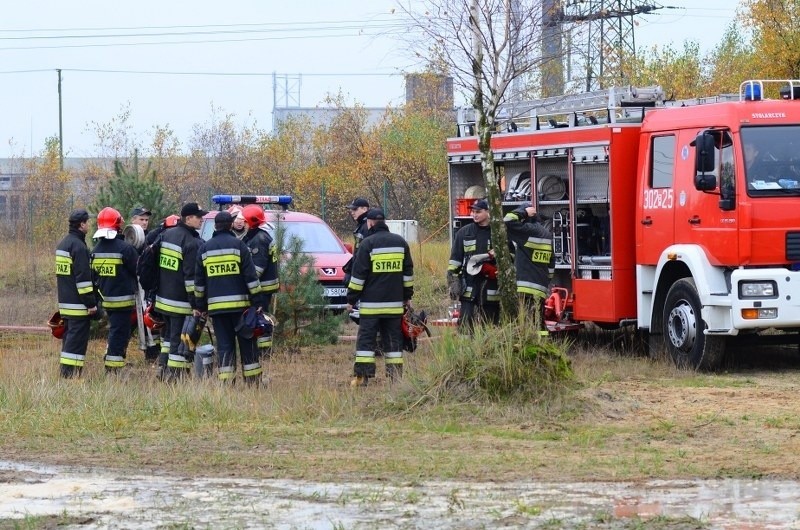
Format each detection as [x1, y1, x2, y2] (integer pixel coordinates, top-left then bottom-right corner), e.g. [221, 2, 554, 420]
[212, 194, 293, 206]
[742, 81, 762, 101]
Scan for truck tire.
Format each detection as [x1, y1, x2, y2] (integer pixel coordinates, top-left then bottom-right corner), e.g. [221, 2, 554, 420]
[663, 278, 725, 371]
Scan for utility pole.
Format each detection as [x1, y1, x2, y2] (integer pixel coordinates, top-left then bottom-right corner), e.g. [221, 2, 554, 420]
[558, 1, 662, 91]
[57, 69, 63, 171]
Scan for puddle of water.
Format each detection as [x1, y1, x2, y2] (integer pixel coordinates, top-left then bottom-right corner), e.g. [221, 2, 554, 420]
[1, 461, 799, 529]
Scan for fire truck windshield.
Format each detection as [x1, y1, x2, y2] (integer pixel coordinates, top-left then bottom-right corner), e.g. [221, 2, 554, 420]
[742, 126, 800, 195]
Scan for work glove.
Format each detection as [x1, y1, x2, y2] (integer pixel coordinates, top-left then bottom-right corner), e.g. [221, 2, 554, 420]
[447, 274, 463, 301]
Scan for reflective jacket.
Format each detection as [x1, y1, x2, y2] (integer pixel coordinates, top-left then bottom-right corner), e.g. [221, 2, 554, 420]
[243, 226, 279, 299]
[503, 207, 554, 298]
[91, 235, 139, 311]
[56, 228, 97, 318]
[347, 223, 413, 317]
[353, 212, 369, 254]
[155, 222, 201, 316]
[195, 229, 263, 315]
[448, 222, 499, 303]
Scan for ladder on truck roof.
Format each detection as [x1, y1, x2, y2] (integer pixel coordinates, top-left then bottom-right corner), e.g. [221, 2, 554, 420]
[456, 85, 665, 137]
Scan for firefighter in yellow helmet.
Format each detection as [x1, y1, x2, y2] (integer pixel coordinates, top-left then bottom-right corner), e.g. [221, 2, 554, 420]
[55, 209, 98, 378]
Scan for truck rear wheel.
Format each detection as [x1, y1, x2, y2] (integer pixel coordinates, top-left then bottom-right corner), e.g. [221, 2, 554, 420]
[663, 278, 725, 371]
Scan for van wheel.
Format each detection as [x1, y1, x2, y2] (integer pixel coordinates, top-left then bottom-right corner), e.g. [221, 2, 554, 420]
[663, 278, 725, 371]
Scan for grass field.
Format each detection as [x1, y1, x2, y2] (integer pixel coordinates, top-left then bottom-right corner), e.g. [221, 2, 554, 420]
[3, 238, 800, 486]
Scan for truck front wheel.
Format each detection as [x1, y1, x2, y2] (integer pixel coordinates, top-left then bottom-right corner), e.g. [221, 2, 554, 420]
[663, 278, 725, 371]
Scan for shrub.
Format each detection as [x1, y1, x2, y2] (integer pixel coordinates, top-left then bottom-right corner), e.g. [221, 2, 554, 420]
[403, 312, 573, 406]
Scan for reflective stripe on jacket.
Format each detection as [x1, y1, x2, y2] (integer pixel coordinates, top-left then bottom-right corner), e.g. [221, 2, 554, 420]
[346, 224, 413, 317]
[195, 229, 262, 314]
[504, 209, 555, 298]
[56, 229, 97, 318]
[155, 222, 201, 316]
[91, 235, 138, 310]
[243, 226, 279, 295]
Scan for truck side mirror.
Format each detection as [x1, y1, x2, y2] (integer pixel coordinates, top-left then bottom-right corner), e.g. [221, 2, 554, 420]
[693, 132, 717, 191]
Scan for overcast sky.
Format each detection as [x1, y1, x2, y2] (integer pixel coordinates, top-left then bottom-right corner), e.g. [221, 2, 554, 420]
[0, 1, 738, 159]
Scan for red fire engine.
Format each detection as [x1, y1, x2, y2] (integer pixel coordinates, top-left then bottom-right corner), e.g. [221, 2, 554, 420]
[447, 80, 800, 369]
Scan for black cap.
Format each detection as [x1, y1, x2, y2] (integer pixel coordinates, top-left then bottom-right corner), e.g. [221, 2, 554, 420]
[470, 199, 489, 211]
[214, 211, 234, 226]
[365, 208, 385, 220]
[347, 197, 370, 210]
[180, 202, 209, 218]
[130, 206, 151, 217]
[68, 208, 90, 224]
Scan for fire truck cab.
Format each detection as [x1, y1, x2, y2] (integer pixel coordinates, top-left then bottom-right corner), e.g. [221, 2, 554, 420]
[447, 80, 800, 369]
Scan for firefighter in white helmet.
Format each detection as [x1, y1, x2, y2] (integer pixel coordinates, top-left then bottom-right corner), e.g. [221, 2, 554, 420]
[91, 207, 139, 372]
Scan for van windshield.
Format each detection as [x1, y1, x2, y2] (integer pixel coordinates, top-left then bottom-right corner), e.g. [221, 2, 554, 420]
[268, 221, 344, 253]
[742, 126, 800, 195]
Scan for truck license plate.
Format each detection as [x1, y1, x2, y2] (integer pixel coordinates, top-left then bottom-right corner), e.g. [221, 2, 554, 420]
[324, 287, 348, 297]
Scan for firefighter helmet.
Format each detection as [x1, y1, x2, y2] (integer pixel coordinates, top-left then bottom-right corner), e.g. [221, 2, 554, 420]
[47, 311, 65, 339]
[142, 304, 165, 331]
[235, 307, 274, 339]
[242, 204, 266, 230]
[401, 308, 430, 352]
[164, 214, 180, 228]
[93, 207, 124, 239]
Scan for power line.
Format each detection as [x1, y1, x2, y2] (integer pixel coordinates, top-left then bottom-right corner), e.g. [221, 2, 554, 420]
[0, 22, 408, 41]
[0, 30, 405, 52]
[0, 68, 401, 77]
[0, 17, 406, 34]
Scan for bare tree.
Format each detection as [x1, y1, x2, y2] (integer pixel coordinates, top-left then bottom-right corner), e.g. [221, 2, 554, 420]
[400, 0, 560, 319]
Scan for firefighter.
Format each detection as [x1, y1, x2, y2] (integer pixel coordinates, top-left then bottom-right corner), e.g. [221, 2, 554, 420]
[145, 214, 180, 246]
[448, 198, 500, 331]
[346, 208, 414, 386]
[91, 207, 139, 373]
[241, 204, 279, 360]
[195, 211, 266, 385]
[343, 197, 370, 287]
[55, 209, 99, 378]
[141, 213, 179, 363]
[346, 197, 370, 252]
[227, 206, 248, 240]
[503, 203, 554, 336]
[154, 201, 207, 381]
[129, 206, 152, 234]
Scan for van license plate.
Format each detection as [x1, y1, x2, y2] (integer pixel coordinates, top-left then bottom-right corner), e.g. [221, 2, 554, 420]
[325, 287, 348, 297]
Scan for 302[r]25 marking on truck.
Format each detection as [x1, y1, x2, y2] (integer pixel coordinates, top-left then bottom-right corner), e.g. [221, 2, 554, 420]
[448, 79, 800, 370]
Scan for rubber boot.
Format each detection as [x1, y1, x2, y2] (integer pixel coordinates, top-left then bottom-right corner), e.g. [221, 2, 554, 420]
[243, 375, 261, 388]
[145, 344, 161, 363]
[350, 375, 369, 387]
[386, 364, 403, 382]
[162, 367, 189, 383]
[59, 364, 81, 379]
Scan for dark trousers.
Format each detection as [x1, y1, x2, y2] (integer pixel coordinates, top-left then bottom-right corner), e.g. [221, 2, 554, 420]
[354, 316, 403, 379]
[457, 300, 499, 332]
[213, 312, 261, 383]
[60, 318, 91, 378]
[161, 314, 192, 379]
[520, 293, 549, 335]
[105, 310, 133, 369]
